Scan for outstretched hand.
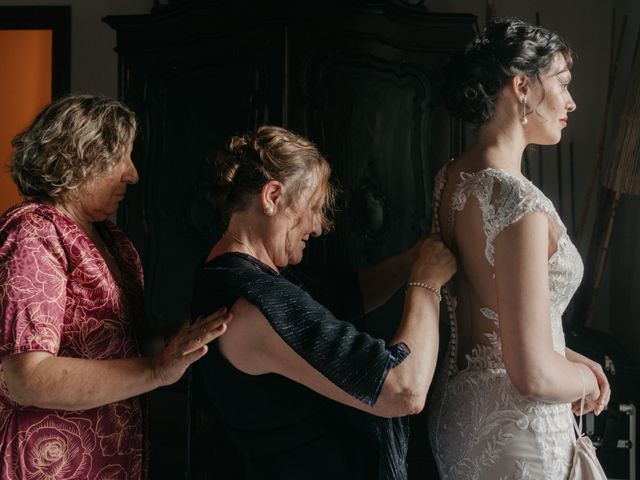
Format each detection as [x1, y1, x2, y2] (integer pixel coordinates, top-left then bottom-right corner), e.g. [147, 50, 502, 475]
[151, 307, 232, 387]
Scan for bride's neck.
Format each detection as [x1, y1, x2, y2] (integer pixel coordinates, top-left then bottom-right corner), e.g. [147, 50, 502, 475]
[470, 125, 526, 175]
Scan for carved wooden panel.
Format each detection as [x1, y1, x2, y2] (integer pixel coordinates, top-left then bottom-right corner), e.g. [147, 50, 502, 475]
[284, 7, 469, 270]
[287, 21, 462, 477]
[292, 51, 436, 268]
[116, 31, 285, 328]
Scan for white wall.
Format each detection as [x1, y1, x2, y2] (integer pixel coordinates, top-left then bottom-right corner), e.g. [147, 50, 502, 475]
[0, 0, 153, 97]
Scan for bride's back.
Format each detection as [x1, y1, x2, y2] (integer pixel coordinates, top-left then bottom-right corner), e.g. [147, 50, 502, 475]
[434, 155, 564, 374]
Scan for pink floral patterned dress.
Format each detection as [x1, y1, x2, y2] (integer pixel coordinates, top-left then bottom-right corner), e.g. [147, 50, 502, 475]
[0, 201, 146, 480]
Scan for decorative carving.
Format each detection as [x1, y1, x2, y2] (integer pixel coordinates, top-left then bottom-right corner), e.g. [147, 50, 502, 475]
[293, 50, 436, 268]
[124, 54, 276, 327]
[350, 169, 392, 241]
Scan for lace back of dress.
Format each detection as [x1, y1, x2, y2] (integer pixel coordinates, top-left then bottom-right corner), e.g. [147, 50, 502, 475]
[433, 166, 546, 377]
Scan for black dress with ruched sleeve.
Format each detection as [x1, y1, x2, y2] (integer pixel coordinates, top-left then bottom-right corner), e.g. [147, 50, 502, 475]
[191, 252, 411, 480]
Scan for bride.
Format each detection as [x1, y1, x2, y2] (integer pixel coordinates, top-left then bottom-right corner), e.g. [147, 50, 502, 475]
[428, 18, 611, 479]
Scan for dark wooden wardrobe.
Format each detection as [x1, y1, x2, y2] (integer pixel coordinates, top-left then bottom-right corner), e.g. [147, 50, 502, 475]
[105, 2, 475, 478]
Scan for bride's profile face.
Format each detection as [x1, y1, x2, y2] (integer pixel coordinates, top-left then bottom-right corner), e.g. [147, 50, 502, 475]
[526, 52, 576, 145]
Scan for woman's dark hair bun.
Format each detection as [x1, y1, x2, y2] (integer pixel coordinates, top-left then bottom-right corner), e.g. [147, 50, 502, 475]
[443, 51, 500, 124]
[442, 17, 573, 124]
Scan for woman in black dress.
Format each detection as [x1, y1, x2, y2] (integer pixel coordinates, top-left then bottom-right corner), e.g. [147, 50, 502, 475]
[192, 125, 455, 480]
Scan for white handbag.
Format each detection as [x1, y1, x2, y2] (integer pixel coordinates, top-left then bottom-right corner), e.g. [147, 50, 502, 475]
[568, 384, 608, 480]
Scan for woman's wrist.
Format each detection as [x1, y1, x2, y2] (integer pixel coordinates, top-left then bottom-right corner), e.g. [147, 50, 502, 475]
[148, 354, 166, 389]
[576, 362, 598, 397]
[405, 281, 442, 301]
[408, 273, 444, 289]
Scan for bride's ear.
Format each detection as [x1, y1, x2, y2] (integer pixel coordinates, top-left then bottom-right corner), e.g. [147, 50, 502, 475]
[510, 74, 530, 100]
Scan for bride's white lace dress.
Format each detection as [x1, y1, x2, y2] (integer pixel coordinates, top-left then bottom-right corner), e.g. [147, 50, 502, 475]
[428, 165, 583, 479]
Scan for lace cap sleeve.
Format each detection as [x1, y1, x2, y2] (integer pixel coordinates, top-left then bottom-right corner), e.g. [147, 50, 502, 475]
[452, 169, 563, 266]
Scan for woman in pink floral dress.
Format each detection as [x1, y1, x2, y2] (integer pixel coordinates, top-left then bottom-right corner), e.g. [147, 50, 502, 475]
[0, 94, 231, 479]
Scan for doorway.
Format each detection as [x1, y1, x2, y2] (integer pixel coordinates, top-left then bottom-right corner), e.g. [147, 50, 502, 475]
[0, 6, 70, 214]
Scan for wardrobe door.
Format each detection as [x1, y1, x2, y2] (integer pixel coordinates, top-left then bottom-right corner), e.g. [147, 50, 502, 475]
[106, 16, 285, 476]
[286, 9, 473, 269]
[286, 10, 473, 476]
[116, 31, 285, 329]
[286, 11, 461, 320]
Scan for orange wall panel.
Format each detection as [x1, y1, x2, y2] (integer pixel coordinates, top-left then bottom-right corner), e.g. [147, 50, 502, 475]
[0, 29, 52, 214]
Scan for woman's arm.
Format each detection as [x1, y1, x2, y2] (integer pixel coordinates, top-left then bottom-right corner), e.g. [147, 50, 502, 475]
[494, 212, 601, 406]
[358, 240, 421, 313]
[219, 236, 456, 418]
[3, 309, 231, 410]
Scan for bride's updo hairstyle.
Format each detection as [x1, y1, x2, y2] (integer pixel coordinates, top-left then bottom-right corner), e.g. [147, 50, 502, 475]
[443, 17, 573, 124]
[209, 125, 335, 231]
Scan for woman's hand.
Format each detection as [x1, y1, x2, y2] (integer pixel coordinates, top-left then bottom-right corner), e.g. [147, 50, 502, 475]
[571, 363, 601, 416]
[3, 308, 231, 410]
[358, 234, 455, 313]
[568, 349, 610, 416]
[408, 234, 457, 287]
[151, 307, 232, 387]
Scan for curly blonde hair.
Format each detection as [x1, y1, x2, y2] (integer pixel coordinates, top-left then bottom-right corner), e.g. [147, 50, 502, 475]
[11, 94, 137, 202]
[210, 125, 336, 232]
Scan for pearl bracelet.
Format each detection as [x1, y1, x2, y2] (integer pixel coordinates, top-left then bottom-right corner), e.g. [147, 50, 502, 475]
[406, 281, 442, 301]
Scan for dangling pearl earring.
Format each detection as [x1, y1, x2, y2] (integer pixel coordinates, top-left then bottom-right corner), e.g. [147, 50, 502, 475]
[521, 95, 528, 125]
